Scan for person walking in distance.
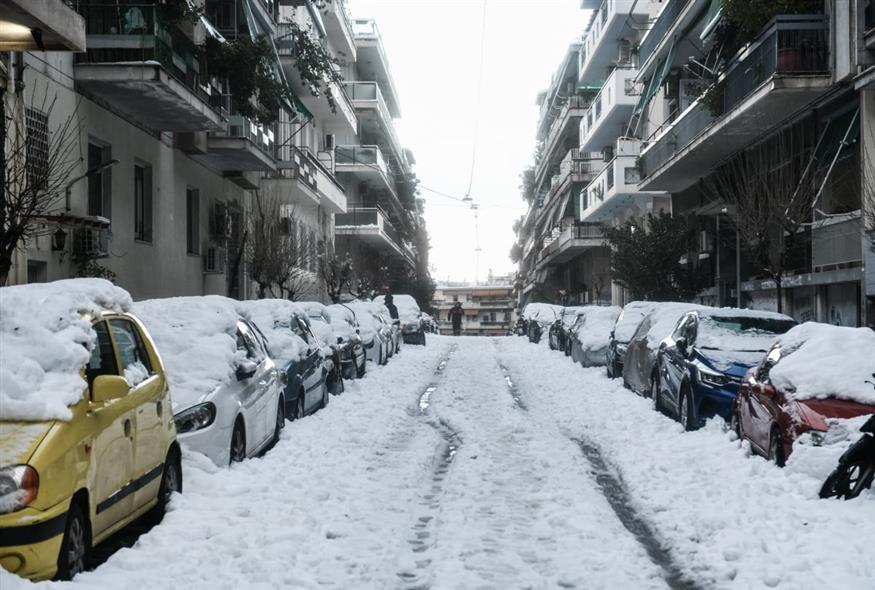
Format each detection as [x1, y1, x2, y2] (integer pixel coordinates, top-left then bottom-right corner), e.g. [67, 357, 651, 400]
[448, 301, 464, 336]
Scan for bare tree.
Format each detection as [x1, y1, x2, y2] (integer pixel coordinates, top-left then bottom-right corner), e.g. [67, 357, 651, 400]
[318, 245, 352, 304]
[246, 193, 312, 299]
[1, 90, 80, 285]
[704, 120, 850, 313]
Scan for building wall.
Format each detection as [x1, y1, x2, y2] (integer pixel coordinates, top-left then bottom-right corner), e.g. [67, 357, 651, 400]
[432, 285, 517, 336]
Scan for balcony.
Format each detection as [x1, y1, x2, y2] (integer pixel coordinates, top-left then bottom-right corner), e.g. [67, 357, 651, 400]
[578, 141, 667, 222]
[276, 24, 357, 136]
[74, 4, 223, 132]
[334, 144, 403, 204]
[537, 43, 583, 138]
[320, 0, 356, 59]
[344, 81, 403, 163]
[352, 19, 401, 118]
[537, 224, 606, 268]
[639, 15, 830, 193]
[335, 207, 412, 263]
[579, 67, 640, 151]
[0, 0, 85, 51]
[636, 0, 702, 81]
[543, 149, 601, 209]
[537, 95, 590, 183]
[271, 147, 347, 214]
[192, 116, 276, 181]
[578, 0, 649, 88]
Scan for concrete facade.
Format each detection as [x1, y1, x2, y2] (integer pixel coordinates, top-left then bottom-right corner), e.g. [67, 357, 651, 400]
[433, 284, 517, 336]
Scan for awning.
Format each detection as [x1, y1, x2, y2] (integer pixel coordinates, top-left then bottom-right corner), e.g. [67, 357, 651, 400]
[699, 0, 722, 40]
[200, 15, 226, 43]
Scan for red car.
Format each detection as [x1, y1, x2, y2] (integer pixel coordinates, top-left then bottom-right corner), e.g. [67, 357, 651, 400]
[733, 327, 875, 467]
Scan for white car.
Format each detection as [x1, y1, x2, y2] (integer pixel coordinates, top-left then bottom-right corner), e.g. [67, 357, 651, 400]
[135, 297, 284, 467]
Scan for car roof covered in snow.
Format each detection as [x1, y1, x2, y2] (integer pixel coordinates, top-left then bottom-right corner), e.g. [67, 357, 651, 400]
[771, 322, 875, 405]
[613, 301, 659, 343]
[523, 303, 563, 322]
[635, 302, 709, 351]
[570, 306, 621, 349]
[237, 299, 310, 362]
[0, 279, 133, 422]
[374, 294, 420, 323]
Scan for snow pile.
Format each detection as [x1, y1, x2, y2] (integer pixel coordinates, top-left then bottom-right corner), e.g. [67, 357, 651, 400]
[0, 279, 132, 422]
[133, 296, 242, 413]
[374, 294, 421, 324]
[522, 302, 562, 323]
[612, 301, 656, 342]
[571, 306, 621, 350]
[345, 301, 382, 342]
[770, 322, 875, 404]
[696, 308, 795, 352]
[238, 299, 308, 363]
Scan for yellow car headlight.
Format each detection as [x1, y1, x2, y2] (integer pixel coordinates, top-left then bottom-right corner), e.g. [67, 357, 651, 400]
[0, 464, 39, 514]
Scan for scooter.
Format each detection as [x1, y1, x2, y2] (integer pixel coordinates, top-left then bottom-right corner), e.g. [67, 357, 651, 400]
[819, 378, 875, 500]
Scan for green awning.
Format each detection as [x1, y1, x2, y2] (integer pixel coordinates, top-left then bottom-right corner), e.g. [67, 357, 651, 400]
[700, 0, 722, 40]
[633, 38, 676, 117]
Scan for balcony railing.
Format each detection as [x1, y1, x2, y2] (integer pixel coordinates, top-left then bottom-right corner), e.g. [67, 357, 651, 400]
[343, 81, 401, 148]
[224, 115, 275, 157]
[640, 15, 829, 180]
[637, 0, 692, 63]
[335, 206, 402, 246]
[335, 145, 389, 176]
[75, 4, 222, 108]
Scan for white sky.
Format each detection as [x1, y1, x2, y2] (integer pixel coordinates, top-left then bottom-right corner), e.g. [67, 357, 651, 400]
[351, 0, 586, 284]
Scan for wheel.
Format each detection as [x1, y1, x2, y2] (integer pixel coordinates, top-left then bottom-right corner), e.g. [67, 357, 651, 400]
[820, 460, 875, 499]
[355, 353, 366, 378]
[420, 331, 426, 346]
[146, 447, 182, 525]
[320, 381, 330, 409]
[650, 374, 662, 412]
[230, 420, 246, 464]
[769, 429, 786, 468]
[56, 501, 89, 580]
[679, 387, 696, 431]
[295, 392, 305, 420]
[273, 397, 285, 441]
[729, 407, 741, 439]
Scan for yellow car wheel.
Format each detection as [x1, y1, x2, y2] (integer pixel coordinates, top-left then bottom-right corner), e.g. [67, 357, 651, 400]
[147, 448, 182, 525]
[56, 502, 88, 581]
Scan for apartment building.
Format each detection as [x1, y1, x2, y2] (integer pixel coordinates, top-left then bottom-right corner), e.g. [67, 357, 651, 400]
[629, 0, 873, 327]
[433, 283, 517, 336]
[517, 0, 669, 309]
[2, 0, 422, 303]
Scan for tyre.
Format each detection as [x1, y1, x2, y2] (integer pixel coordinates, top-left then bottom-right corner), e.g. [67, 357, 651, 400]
[230, 420, 246, 464]
[606, 359, 614, 378]
[56, 501, 89, 580]
[769, 428, 786, 468]
[355, 353, 366, 378]
[146, 447, 182, 525]
[273, 397, 285, 441]
[679, 387, 697, 431]
[320, 381, 330, 409]
[729, 407, 741, 439]
[820, 460, 875, 499]
[420, 331, 426, 346]
[650, 374, 662, 412]
[295, 391, 305, 420]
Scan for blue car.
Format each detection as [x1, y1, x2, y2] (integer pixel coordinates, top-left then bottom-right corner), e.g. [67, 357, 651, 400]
[654, 309, 796, 430]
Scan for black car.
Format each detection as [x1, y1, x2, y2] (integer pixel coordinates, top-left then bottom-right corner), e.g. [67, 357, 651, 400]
[282, 313, 335, 419]
[307, 306, 367, 381]
[606, 302, 654, 378]
[549, 307, 584, 355]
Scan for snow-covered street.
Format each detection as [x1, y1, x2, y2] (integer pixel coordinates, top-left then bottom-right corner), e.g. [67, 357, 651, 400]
[4, 335, 874, 590]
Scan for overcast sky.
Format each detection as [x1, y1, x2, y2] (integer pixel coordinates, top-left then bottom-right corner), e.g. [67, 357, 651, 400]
[351, 0, 586, 285]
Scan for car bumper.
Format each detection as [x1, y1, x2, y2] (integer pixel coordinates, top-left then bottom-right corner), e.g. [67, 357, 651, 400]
[0, 499, 70, 581]
[693, 384, 737, 422]
[176, 411, 234, 467]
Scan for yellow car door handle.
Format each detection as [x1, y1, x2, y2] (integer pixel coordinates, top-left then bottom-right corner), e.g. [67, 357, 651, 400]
[124, 419, 132, 438]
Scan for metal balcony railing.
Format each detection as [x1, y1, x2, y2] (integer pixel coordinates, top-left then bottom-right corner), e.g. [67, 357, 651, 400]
[335, 145, 389, 176]
[75, 4, 223, 108]
[640, 15, 829, 180]
[225, 115, 275, 157]
[637, 0, 692, 63]
[335, 206, 403, 247]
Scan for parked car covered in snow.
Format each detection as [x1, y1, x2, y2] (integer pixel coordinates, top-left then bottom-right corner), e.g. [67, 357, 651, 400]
[303, 302, 366, 381]
[568, 306, 621, 367]
[376, 294, 426, 345]
[523, 303, 562, 343]
[241, 300, 336, 420]
[654, 308, 796, 430]
[622, 302, 707, 396]
[733, 323, 875, 467]
[331, 303, 390, 366]
[605, 301, 656, 379]
[548, 306, 586, 355]
[0, 279, 181, 581]
[135, 296, 284, 466]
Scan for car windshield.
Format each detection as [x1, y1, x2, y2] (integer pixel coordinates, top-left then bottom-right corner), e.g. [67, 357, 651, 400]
[698, 316, 796, 352]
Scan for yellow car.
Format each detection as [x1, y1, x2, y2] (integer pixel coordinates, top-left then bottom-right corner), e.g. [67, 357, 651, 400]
[0, 310, 181, 581]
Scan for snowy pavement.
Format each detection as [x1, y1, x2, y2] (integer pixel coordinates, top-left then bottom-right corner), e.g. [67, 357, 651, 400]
[4, 336, 874, 589]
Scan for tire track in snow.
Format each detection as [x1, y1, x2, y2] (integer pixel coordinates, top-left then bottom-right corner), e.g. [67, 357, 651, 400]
[495, 341, 701, 590]
[396, 345, 461, 590]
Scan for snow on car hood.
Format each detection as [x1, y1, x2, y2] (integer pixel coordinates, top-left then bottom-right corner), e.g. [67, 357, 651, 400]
[238, 299, 308, 363]
[571, 306, 621, 350]
[0, 279, 132, 422]
[613, 301, 657, 343]
[523, 303, 562, 324]
[374, 294, 420, 324]
[771, 322, 875, 405]
[694, 349, 762, 376]
[133, 296, 243, 413]
[326, 304, 360, 341]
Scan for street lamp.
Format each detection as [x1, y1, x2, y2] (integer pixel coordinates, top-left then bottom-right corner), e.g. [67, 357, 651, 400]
[65, 159, 119, 213]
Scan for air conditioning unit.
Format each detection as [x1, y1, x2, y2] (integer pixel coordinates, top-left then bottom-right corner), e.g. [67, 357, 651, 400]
[203, 246, 227, 274]
[324, 133, 336, 150]
[211, 203, 232, 240]
[602, 146, 614, 162]
[74, 227, 111, 259]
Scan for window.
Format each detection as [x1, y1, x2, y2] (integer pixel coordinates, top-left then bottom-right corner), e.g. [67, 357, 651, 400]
[134, 163, 153, 242]
[186, 188, 200, 254]
[109, 319, 153, 384]
[86, 321, 119, 389]
[25, 108, 49, 191]
[237, 321, 266, 362]
[87, 141, 112, 218]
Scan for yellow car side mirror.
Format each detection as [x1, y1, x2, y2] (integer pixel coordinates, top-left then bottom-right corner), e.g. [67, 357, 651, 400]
[91, 375, 130, 404]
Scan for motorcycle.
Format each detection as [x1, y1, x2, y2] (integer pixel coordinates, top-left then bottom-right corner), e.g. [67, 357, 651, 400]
[819, 374, 875, 500]
[515, 318, 527, 337]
